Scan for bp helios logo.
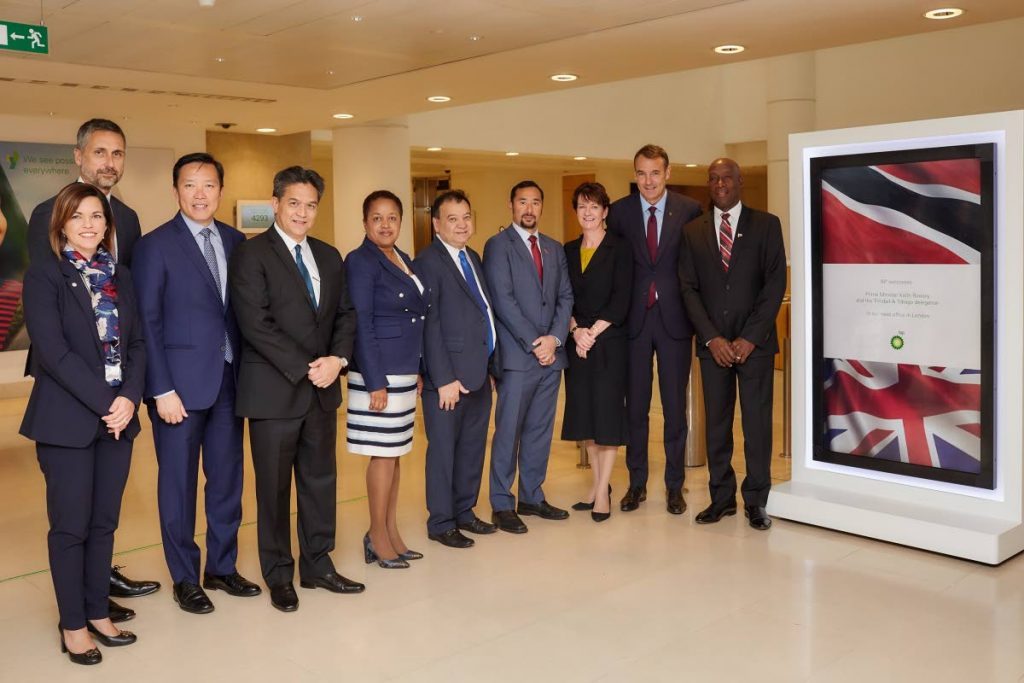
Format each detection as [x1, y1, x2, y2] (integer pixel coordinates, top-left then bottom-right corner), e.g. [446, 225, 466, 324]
[6, 150, 18, 170]
[890, 334, 905, 350]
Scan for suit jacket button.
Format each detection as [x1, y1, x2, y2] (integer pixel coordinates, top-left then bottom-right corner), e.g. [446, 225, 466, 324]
[399, 292, 404, 298]
[420, 316, 425, 320]
[411, 317, 416, 323]
[220, 346, 226, 352]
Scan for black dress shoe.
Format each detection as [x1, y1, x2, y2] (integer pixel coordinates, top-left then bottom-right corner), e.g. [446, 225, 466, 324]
[694, 502, 738, 524]
[300, 571, 366, 594]
[620, 486, 647, 512]
[428, 528, 475, 548]
[109, 566, 160, 598]
[457, 517, 497, 535]
[269, 583, 298, 612]
[666, 489, 687, 515]
[203, 571, 262, 597]
[491, 510, 528, 534]
[108, 599, 134, 623]
[516, 500, 569, 520]
[58, 626, 101, 665]
[172, 581, 214, 614]
[745, 505, 772, 530]
[86, 621, 137, 647]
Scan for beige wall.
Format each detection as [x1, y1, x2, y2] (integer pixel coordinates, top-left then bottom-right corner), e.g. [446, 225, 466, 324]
[206, 131, 332, 244]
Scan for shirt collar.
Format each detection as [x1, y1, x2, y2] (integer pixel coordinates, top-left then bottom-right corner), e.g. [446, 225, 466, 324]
[77, 177, 113, 201]
[714, 201, 743, 223]
[180, 211, 215, 237]
[274, 223, 307, 252]
[437, 236, 467, 260]
[512, 223, 539, 240]
[641, 191, 668, 215]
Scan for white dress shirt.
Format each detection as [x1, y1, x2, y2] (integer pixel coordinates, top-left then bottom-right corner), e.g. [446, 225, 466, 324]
[274, 223, 321, 304]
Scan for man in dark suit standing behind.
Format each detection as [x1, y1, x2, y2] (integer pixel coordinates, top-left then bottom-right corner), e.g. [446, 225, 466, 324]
[483, 181, 574, 534]
[679, 158, 786, 530]
[608, 145, 702, 515]
[29, 119, 141, 268]
[27, 117, 156, 621]
[133, 153, 261, 615]
[229, 166, 363, 612]
[415, 190, 500, 549]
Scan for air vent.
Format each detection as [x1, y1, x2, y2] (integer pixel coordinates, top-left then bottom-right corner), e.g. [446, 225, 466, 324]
[0, 76, 275, 103]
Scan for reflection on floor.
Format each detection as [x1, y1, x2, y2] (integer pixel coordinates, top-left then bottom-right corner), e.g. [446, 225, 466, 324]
[1, 372, 1022, 682]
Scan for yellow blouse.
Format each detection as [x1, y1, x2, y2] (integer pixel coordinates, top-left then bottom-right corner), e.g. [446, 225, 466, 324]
[580, 246, 597, 272]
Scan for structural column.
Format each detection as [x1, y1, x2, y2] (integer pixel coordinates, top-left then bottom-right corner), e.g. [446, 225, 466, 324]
[332, 120, 412, 256]
[766, 53, 816, 253]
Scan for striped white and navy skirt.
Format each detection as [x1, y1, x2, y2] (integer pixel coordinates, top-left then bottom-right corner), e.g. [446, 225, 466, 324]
[346, 371, 417, 457]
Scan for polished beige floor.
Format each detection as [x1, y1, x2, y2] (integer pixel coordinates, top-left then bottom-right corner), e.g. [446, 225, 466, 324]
[1, 374, 1023, 682]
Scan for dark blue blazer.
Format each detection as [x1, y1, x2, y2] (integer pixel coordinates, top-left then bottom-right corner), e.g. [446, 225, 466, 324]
[346, 238, 426, 393]
[132, 214, 245, 409]
[607, 191, 702, 339]
[414, 239, 499, 393]
[20, 257, 146, 447]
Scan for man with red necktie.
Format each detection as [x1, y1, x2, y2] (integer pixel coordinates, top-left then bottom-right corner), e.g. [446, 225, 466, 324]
[679, 158, 787, 530]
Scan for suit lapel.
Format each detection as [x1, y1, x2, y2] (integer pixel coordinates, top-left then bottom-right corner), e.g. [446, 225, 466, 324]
[626, 195, 655, 268]
[267, 227, 317, 314]
[507, 226, 543, 291]
[727, 209, 750, 274]
[171, 215, 223, 305]
[59, 259, 105, 358]
[309, 240, 332, 318]
[431, 239, 476, 303]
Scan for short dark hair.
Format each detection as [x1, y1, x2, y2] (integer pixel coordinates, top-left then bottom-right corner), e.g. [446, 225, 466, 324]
[272, 166, 324, 201]
[49, 182, 115, 258]
[509, 180, 544, 203]
[362, 190, 403, 221]
[431, 189, 471, 220]
[76, 119, 125, 150]
[172, 152, 224, 186]
[572, 181, 610, 210]
[634, 144, 669, 167]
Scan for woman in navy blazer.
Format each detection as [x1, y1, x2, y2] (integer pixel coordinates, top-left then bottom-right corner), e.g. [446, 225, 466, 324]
[20, 183, 145, 665]
[345, 190, 427, 568]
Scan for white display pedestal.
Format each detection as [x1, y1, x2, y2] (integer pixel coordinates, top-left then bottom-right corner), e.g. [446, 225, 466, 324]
[770, 111, 1024, 565]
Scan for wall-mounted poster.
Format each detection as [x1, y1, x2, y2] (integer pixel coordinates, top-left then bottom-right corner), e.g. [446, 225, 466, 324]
[810, 144, 995, 489]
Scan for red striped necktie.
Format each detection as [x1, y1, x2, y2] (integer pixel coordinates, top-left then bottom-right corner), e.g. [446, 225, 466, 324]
[529, 234, 544, 283]
[719, 212, 733, 272]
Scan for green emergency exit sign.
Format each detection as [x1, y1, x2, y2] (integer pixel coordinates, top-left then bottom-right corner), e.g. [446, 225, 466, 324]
[0, 21, 48, 55]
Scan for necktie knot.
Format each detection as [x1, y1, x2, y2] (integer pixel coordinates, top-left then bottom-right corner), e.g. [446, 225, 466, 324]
[199, 227, 212, 240]
[649, 206, 657, 216]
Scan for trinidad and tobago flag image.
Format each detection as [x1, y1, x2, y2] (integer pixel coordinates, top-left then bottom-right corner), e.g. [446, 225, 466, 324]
[820, 157, 982, 474]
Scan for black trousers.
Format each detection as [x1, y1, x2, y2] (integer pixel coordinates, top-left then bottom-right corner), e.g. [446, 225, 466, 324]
[249, 403, 337, 586]
[37, 432, 132, 630]
[699, 354, 775, 508]
[626, 302, 693, 491]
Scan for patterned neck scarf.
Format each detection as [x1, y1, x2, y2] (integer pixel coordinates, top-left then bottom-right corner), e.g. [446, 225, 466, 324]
[62, 246, 122, 386]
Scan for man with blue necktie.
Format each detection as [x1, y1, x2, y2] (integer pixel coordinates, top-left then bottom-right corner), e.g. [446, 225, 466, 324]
[133, 153, 260, 614]
[415, 190, 501, 549]
[229, 167, 362, 611]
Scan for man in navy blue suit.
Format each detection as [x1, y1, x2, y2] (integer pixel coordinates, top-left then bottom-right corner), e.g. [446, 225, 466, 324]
[608, 144, 702, 516]
[133, 153, 260, 614]
[483, 181, 574, 534]
[415, 190, 500, 549]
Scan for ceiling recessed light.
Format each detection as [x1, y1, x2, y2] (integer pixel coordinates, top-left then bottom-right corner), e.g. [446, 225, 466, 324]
[256, 127, 276, 133]
[351, 15, 363, 22]
[469, 34, 482, 41]
[214, 56, 225, 63]
[427, 95, 451, 103]
[685, 163, 698, 168]
[714, 44, 745, 54]
[326, 70, 334, 76]
[550, 73, 577, 82]
[505, 151, 519, 157]
[573, 156, 587, 161]
[427, 146, 443, 152]
[924, 7, 963, 19]
[332, 113, 354, 119]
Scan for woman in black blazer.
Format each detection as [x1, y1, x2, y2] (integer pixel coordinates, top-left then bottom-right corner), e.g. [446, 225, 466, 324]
[345, 190, 426, 568]
[20, 183, 144, 664]
[561, 182, 633, 522]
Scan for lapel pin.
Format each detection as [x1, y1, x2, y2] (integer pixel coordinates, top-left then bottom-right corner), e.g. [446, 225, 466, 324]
[737, 233, 743, 238]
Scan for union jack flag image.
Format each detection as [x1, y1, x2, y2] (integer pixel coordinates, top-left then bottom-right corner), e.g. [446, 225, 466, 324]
[824, 359, 982, 474]
[817, 151, 989, 478]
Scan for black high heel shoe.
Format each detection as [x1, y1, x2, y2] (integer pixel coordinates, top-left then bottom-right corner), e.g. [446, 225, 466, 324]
[592, 485, 613, 522]
[58, 626, 102, 665]
[86, 621, 137, 647]
[363, 533, 410, 569]
[573, 485, 612, 512]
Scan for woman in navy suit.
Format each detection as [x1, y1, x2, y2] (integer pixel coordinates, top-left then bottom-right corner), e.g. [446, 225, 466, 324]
[21, 183, 145, 664]
[345, 190, 426, 568]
